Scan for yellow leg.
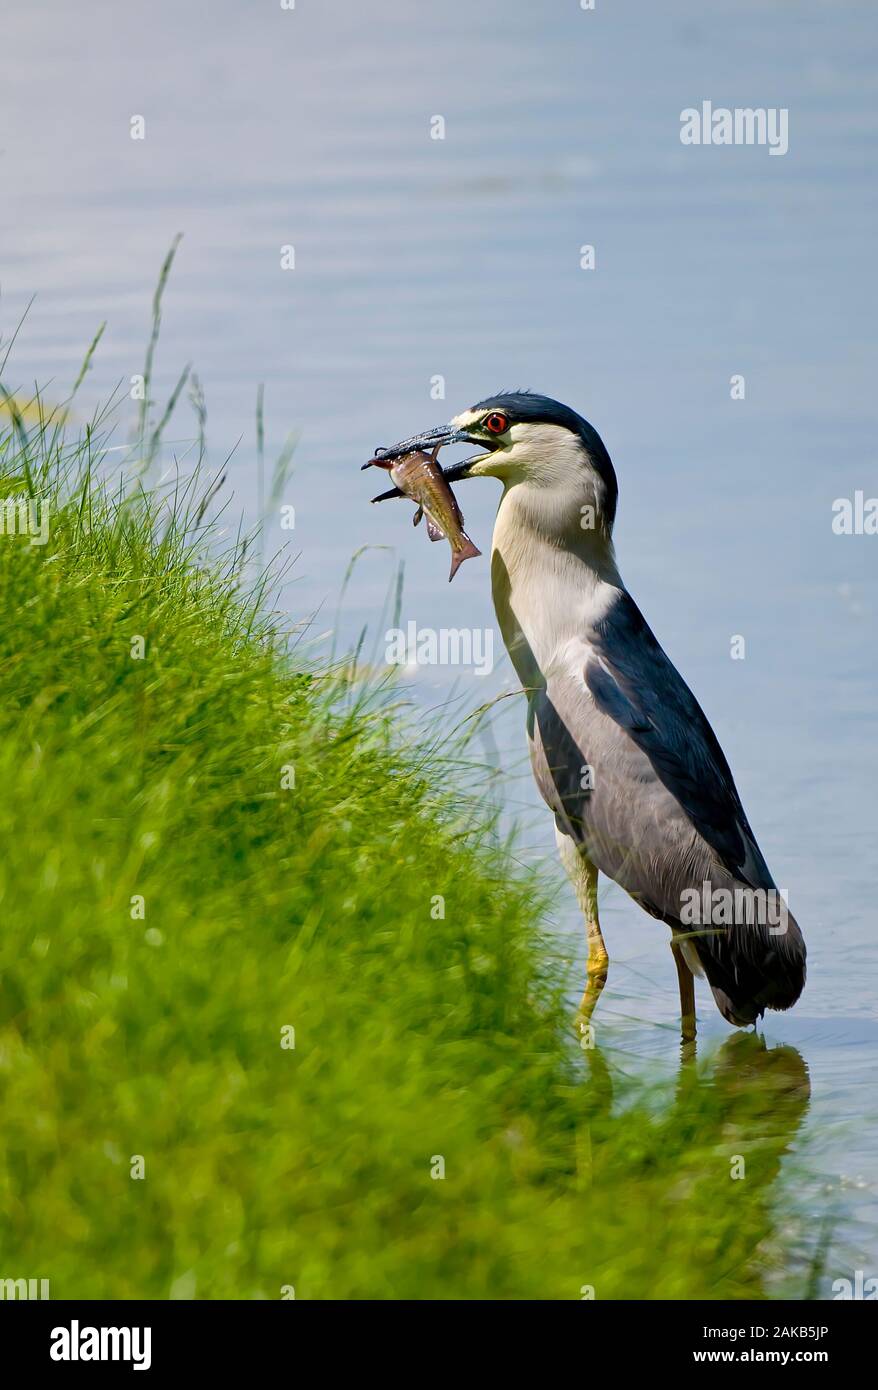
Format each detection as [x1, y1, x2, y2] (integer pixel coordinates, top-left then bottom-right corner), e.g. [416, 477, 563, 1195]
[555, 827, 608, 1035]
[578, 942, 609, 1036]
[671, 936, 697, 1044]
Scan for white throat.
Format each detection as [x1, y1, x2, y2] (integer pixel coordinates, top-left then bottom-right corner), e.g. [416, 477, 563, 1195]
[489, 475, 622, 692]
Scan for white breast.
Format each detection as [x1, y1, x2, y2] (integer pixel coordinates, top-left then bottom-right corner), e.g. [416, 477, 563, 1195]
[491, 484, 622, 689]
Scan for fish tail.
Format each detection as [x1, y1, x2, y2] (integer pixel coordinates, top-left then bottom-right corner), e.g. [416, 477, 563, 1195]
[448, 534, 482, 582]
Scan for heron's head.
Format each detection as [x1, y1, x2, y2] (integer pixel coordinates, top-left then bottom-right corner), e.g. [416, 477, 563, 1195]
[371, 391, 618, 534]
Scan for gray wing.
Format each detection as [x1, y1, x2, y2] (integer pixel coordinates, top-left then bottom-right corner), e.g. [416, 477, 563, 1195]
[528, 590, 806, 1024]
[583, 593, 776, 892]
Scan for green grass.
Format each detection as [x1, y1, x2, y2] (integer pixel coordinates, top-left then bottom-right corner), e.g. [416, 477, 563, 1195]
[0, 384, 815, 1301]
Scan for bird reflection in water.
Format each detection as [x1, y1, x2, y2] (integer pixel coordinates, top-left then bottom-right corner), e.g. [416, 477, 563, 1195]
[574, 1032, 811, 1299]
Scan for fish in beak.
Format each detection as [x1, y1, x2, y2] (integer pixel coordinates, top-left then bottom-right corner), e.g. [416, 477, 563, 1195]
[362, 422, 499, 500]
[363, 439, 481, 581]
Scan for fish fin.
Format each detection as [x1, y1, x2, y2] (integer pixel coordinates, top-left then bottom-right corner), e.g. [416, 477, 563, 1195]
[425, 516, 444, 543]
[413, 505, 423, 527]
[448, 534, 482, 582]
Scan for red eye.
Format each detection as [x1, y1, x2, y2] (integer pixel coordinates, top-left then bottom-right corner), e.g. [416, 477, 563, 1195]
[484, 412, 508, 435]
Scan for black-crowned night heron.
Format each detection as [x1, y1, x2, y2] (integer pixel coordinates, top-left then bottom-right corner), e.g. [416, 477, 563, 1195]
[374, 392, 806, 1041]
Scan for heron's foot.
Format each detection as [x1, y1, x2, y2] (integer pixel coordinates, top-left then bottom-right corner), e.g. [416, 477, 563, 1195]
[670, 938, 697, 1046]
[679, 1035, 697, 1063]
[575, 959, 608, 1039]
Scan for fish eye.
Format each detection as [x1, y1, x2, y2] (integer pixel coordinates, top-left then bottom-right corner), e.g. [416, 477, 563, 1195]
[483, 412, 508, 435]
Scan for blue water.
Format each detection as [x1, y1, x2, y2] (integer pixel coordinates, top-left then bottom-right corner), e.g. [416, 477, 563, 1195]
[3, 0, 876, 1290]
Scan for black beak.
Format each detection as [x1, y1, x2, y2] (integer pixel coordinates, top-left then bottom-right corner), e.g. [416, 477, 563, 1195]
[361, 423, 474, 469]
[362, 422, 496, 501]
